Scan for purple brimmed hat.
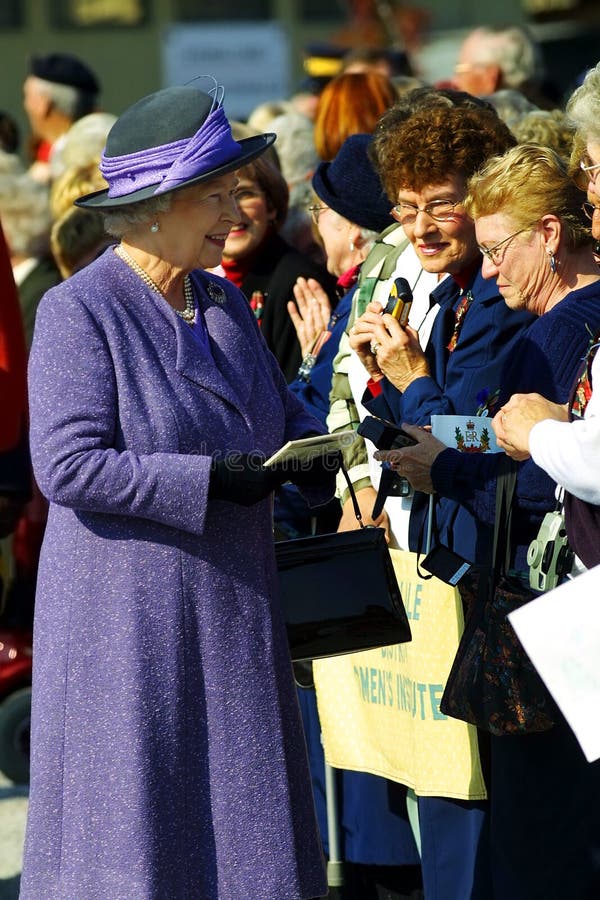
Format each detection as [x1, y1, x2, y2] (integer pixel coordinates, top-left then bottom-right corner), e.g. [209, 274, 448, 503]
[75, 82, 276, 209]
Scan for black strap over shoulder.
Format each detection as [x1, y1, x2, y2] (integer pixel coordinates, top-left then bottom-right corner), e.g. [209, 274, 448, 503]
[492, 454, 519, 581]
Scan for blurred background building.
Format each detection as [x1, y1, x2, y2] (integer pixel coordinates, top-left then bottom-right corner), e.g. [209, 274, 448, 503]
[0, 0, 598, 142]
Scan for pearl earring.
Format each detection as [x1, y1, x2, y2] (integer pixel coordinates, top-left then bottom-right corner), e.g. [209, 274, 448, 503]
[150, 222, 159, 233]
[349, 240, 355, 252]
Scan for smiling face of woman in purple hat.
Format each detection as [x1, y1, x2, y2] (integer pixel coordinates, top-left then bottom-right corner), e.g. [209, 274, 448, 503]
[155, 173, 240, 271]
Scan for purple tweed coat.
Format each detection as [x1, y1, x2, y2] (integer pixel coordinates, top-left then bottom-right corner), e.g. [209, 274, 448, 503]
[20, 248, 328, 899]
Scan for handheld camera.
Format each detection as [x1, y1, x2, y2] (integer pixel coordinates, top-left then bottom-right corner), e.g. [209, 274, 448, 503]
[383, 277, 413, 326]
[357, 416, 416, 516]
[527, 510, 574, 591]
[357, 415, 417, 451]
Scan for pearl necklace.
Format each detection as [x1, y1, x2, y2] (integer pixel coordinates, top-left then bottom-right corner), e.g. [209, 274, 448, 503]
[115, 244, 195, 323]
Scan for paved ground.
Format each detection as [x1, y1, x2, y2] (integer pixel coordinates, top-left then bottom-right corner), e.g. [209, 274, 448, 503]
[0, 773, 27, 899]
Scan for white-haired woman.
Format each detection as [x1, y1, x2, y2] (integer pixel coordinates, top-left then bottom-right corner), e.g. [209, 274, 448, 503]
[21, 82, 336, 900]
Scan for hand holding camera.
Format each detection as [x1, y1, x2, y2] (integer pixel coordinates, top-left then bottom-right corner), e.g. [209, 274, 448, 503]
[383, 276, 413, 325]
[358, 416, 416, 517]
[350, 277, 430, 392]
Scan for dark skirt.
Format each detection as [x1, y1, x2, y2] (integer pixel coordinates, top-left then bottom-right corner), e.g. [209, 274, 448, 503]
[489, 711, 600, 900]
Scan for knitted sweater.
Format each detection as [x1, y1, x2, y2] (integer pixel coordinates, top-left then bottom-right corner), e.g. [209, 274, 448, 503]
[432, 281, 600, 571]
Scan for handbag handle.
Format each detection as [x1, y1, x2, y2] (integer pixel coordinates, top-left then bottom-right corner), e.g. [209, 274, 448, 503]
[339, 458, 365, 529]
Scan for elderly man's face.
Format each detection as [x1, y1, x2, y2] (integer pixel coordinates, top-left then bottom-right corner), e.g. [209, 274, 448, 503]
[23, 76, 50, 135]
[453, 33, 499, 97]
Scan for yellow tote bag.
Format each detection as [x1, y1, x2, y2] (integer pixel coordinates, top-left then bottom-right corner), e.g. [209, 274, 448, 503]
[313, 549, 487, 800]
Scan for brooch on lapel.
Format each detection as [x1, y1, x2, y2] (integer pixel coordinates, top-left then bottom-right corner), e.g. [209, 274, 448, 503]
[205, 280, 227, 305]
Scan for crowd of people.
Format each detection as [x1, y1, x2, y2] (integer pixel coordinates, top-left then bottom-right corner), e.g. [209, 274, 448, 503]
[1, 23, 600, 900]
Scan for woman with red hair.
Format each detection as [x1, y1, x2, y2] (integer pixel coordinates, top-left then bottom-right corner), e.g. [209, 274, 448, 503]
[313, 70, 397, 161]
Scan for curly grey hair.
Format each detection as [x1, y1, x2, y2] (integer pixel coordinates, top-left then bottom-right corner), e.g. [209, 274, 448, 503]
[0, 165, 52, 258]
[100, 194, 173, 239]
[566, 61, 600, 146]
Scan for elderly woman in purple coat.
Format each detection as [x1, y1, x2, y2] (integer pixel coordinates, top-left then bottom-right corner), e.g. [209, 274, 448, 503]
[20, 81, 336, 900]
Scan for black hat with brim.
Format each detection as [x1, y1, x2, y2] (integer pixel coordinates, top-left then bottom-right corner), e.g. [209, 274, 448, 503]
[312, 133, 392, 235]
[31, 52, 100, 94]
[75, 85, 276, 209]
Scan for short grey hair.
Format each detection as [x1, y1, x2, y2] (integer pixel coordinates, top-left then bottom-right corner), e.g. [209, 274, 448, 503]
[468, 26, 543, 91]
[481, 88, 539, 131]
[0, 168, 52, 258]
[268, 111, 319, 210]
[100, 194, 173, 239]
[57, 111, 117, 174]
[32, 76, 86, 120]
[359, 226, 379, 253]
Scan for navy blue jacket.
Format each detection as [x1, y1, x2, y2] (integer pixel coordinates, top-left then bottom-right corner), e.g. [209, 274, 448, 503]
[432, 280, 600, 571]
[365, 267, 534, 563]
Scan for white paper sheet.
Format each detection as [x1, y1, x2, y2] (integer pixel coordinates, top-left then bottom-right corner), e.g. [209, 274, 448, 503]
[264, 430, 355, 467]
[509, 565, 600, 762]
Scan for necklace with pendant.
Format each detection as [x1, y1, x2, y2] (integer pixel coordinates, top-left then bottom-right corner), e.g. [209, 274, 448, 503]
[115, 244, 195, 323]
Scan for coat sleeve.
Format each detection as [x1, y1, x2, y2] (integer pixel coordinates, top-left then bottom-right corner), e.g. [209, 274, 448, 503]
[431, 445, 558, 534]
[529, 418, 600, 504]
[28, 290, 213, 536]
[526, 347, 600, 504]
[381, 298, 533, 425]
[256, 340, 335, 510]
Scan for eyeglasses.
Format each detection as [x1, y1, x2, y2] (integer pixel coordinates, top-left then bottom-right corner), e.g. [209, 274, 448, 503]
[579, 156, 600, 186]
[233, 187, 265, 206]
[391, 198, 462, 226]
[453, 62, 488, 75]
[583, 201, 600, 221]
[308, 204, 328, 225]
[477, 227, 533, 266]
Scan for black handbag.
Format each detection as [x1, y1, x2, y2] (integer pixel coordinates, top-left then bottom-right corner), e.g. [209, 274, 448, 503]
[276, 465, 411, 662]
[440, 457, 557, 736]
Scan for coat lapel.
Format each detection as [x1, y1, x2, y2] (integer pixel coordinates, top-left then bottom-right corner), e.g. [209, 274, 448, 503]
[174, 273, 258, 414]
[100, 250, 259, 416]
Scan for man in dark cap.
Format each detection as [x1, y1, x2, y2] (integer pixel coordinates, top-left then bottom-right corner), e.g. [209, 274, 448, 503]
[23, 52, 101, 182]
[288, 42, 346, 121]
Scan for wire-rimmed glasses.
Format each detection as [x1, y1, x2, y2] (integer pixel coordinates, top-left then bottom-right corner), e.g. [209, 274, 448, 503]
[477, 227, 533, 267]
[582, 201, 600, 221]
[579, 156, 600, 188]
[308, 204, 328, 226]
[391, 198, 462, 227]
[233, 186, 265, 207]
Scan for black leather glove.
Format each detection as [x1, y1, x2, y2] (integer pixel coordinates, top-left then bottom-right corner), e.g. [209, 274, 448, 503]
[275, 449, 342, 489]
[208, 453, 287, 507]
